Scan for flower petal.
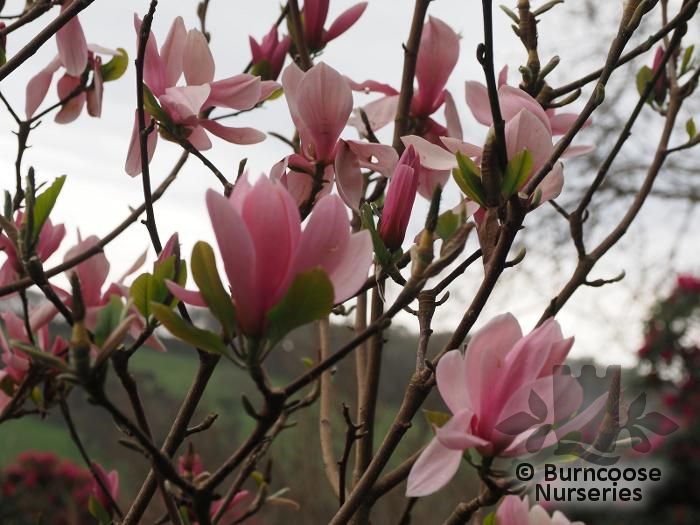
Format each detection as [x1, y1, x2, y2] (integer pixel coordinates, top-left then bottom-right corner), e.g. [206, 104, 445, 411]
[56, 6, 87, 76]
[436, 349, 471, 414]
[161, 16, 187, 86]
[334, 140, 363, 211]
[324, 2, 368, 43]
[125, 110, 158, 176]
[183, 29, 215, 85]
[25, 58, 61, 118]
[200, 120, 266, 145]
[406, 438, 463, 497]
[206, 74, 262, 110]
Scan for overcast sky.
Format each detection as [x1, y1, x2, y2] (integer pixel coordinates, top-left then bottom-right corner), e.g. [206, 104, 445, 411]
[0, 0, 697, 366]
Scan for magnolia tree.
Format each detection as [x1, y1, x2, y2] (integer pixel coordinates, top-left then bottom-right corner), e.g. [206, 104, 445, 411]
[0, 0, 697, 524]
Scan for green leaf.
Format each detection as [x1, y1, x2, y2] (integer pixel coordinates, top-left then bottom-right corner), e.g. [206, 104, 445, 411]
[151, 303, 228, 355]
[266, 269, 334, 345]
[686, 117, 696, 139]
[435, 210, 460, 241]
[482, 511, 496, 525]
[130, 256, 179, 318]
[88, 495, 111, 525]
[501, 149, 533, 198]
[191, 241, 236, 339]
[93, 296, 125, 347]
[636, 65, 654, 104]
[250, 59, 273, 80]
[360, 202, 391, 266]
[681, 45, 695, 76]
[101, 48, 129, 81]
[142, 84, 171, 124]
[32, 175, 66, 239]
[423, 409, 452, 430]
[453, 152, 486, 207]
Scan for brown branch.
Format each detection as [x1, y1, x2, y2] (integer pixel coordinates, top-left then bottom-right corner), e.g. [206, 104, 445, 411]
[0, 0, 54, 38]
[319, 316, 341, 498]
[0, 152, 187, 297]
[287, 0, 312, 71]
[0, 0, 98, 81]
[392, 0, 431, 152]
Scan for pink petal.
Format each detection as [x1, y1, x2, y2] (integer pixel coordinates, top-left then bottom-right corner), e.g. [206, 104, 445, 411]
[134, 14, 165, 96]
[206, 74, 261, 110]
[465, 313, 522, 423]
[329, 231, 373, 304]
[187, 125, 212, 150]
[561, 144, 595, 159]
[294, 194, 351, 290]
[496, 496, 530, 525]
[239, 178, 301, 312]
[259, 80, 282, 101]
[56, 6, 87, 76]
[414, 17, 459, 116]
[324, 2, 368, 43]
[125, 110, 158, 176]
[436, 409, 490, 449]
[401, 135, 457, 171]
[296, 63, 353, 162]
[346, 77, 398, 96]
[536, 163, 564, 203]
[505, 109, 554, 176]
[183, 29, 215, 85]
[443, 90, 462, 139]
[406, 437, 463, 497]
[436, 349, 471, 414]
[417, 166, 450, 199]
[166, 280, 207, 307]
[64, 236, 110, 307]
[206, 190, 261, 335]
[200, 120, 265, 145]
[36, 220, 66, 261]
[465, 80, 492, 126]
[160, 16, 187, 87]
[499, 85, 551, 134]
[281, 63, 313, 148]
[334, 140, 363, 211]
[25, 58, 61, 118]
[345, 140, 398, 178]
[54, 74, 86, 123]
[440, 137, 482, 158]
[160, 84, 211, 123]
[348, 95, 399, 135]
[497, 65, 509, 88]
[303, 0, 329, 49]
[86, 56, 103, 117]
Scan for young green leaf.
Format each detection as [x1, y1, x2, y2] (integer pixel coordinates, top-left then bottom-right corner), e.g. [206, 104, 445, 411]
[686, 117, 696, 139]
[100, 48, 129, 81]
[635, 65, 654, 104]
[88, 495, 112, 525]
[501, 149, 533, 198]
[435, 210, 460, 241]
[453, 152, 486, 207]
[423, 409, 452, 430]
[93, 296, 125, 347]
[151, 303, 228, 355]
[360, 202, 391, 266]
[32, 175, 66, 239]
[191, 241, 236, 340]
[681, 45, 695, 76]
[266, 269, 334, 345]
[143, 84, 171, 124]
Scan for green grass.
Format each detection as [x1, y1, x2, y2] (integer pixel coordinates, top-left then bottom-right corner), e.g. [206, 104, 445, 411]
[0, 417, 79, 465]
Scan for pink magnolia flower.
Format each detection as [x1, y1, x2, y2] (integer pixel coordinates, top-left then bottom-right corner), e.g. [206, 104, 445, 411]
[494, 496, 584, 525]
[349, 17, 461, 142]
[0, 213, 65, 287]
[249, 25, 291, 81]
[277, 61, 376, 206]
[125, 16, 278, 176]
[54, 235, 165, 351]
[91, 462, 119, 514]
[169, 176, 373, 337]
[0, 310, 68, 384]
[25, 2, 117, 123]
[464, 67, 593, 153]
[378, 146, 420, 251]
[303, 0, 368, 51]
[406, 313, 602, 497]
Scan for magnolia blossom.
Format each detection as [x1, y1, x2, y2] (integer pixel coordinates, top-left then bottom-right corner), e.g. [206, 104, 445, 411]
[125, 16, 278, 176]
[378, 146, 420, 251]
[349, 17, 462, 143]
[406, 313, 603, 497]
[91, 462, 119, 514]
[25, 2, 117, 122]
[276, 62, 353, 205]
[651, 46, 669, 105]
[169, 176, 373, 337]
[494, 496, 583, 525]
[0, 311, 67, 385]
[0, 213, 65, 287]
[302, 0, 368, 51]
[249, 25, 291, 81]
